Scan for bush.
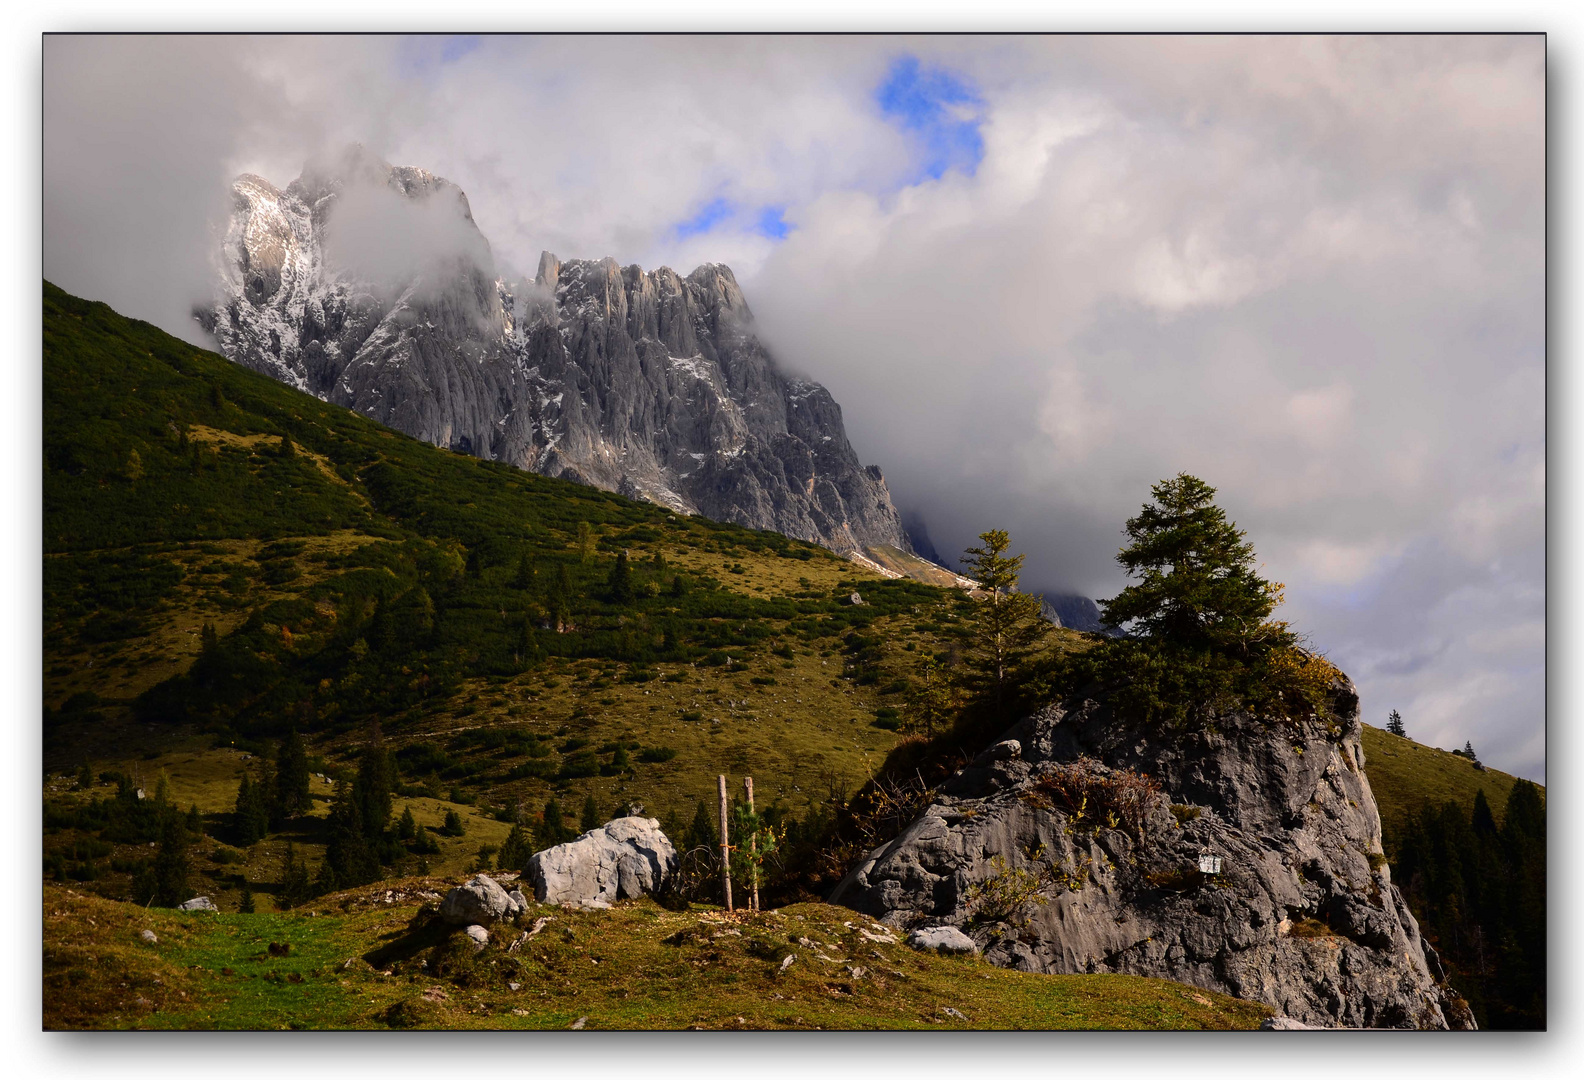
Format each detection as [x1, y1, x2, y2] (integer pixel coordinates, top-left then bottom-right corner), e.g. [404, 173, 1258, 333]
[1023, 758, 1163, 839]
[638, 746, 677, 764]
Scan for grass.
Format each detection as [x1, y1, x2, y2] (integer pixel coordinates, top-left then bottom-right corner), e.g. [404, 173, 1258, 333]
[42, 879, 1268, 1031]
[1360, 724, 1536, 847]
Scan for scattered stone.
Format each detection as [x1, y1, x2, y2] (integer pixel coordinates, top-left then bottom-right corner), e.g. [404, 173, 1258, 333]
[570, 1016, 588, 1030]
[134, 996, 152, 1009]
[856, 926, 896, 944]
[846, 966, 867, 979]
[526, 916, 554, 940]
[943, 1007, 969, 1021]
[178, 896, 217, 912]
[422, 985, 449, 1003]
[464, 924, 490, 951]
[972, 739, 1022, 766]
[907, 926, 980, 955]
[508, 982, 522, 991]
[440, 874, 520, 925]
[779, 955, 795, 973]
[511, 1009, 529, 1017]
[139, 930, 158, 944]
[847, 593, 865, 606]
[529, 816, 678, 907]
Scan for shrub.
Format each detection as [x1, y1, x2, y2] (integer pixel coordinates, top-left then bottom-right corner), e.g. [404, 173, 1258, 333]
[638, 746, 677, 764]
[1169, 804, 1202, 826]
[1024, 758, 1163, 840]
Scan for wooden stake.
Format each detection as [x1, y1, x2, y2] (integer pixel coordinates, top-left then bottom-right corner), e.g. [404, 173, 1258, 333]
[744, 776, 759, 912]
[718, 774, 733, 912]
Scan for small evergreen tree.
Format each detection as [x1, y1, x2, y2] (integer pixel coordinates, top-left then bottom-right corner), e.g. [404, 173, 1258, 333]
[442, 809, 465, 837]
[273, 730, 312, 823]
[397, 805, 417, 843]
[279, 433, 295, 459]
[608, 550, 635, 604]
[354, 731, 395, 842]
[611, 746, 631, 774]
[238, 878, 256, 914]
[576, 521, 596, 561]
[513, 551, 537, 590]
[580, 794, 602, 833]
[324, 779, 379, 888]
[1472, 789, 1498, 837]
[685, 799, 716, 853]
[151, 813, 191, 907]
[1387, 709, 1406, 737]
[542, 798, 570, 845]
[498, 820, 533, 874]
[960, 530, 1048, 718]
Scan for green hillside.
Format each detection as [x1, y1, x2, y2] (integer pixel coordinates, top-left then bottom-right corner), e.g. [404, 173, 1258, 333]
[1361, 724, 1533, 846]
[43, 280, 1095, 910]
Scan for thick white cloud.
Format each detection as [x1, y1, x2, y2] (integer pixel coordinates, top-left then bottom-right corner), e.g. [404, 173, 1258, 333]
[41, 33, 1545, 780]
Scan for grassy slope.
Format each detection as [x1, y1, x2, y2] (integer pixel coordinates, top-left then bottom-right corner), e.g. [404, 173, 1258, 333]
[41, 880, 1267, 1031]
[42, 281, 1093, 907]
[1360, 725, 1537, 846]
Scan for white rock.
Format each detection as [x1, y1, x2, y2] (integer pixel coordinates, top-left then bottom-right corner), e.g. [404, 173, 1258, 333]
[529, 816, 678, 907]
[440, 874, 517, 925]
[178, 896, 218, 912]
[139, 929, 158, 944]
[464, 924, 490, 951]
[1260, 1016, 1329, 1030]
[907, 926, 979, 955]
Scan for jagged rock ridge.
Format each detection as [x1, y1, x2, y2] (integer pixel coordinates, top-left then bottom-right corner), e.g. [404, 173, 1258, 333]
[831, 679, 1473, 1029]
[201, 145, 910, 555]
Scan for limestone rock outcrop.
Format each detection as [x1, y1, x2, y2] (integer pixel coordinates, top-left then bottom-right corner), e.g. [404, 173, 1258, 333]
[439, 874, 527, 925]
[528, 816, 678, 908]
[201, 145, 910, 555]
[830, 680, 1473, 1030]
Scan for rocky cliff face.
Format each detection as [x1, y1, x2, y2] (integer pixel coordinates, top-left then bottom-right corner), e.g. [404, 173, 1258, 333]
[201, 146, 910, 555]
[830, 682, 1473, 1029]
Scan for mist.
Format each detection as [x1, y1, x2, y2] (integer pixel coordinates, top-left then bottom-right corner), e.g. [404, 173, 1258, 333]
[40, 34, 1545, 780]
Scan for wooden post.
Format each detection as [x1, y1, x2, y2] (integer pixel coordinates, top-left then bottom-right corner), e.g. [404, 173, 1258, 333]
[744, 776, 759, 912]
[718, 774, 733, 912]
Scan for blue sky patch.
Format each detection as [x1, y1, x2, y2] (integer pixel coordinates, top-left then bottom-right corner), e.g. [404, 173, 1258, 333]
[754, 206, 790, 239]
[673, 197, 735, 239]
[876, 55, 986, 181]
[397, 35, 482, 79]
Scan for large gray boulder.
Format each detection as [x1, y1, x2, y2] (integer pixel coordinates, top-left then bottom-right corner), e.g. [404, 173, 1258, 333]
[178, 896, 217, 912]
[440, 874, 526, 925]
[907, 926, 979, 955]
[529, 816, 678, 907]
[830, 679, 1474, 1031]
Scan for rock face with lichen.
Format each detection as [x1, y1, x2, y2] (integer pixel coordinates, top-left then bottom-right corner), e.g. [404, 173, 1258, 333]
[200, 144, 909, 555]
[830, 678, 1474, 1030]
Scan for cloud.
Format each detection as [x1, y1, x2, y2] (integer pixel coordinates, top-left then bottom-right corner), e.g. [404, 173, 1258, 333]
[40, 34, 1545, 780]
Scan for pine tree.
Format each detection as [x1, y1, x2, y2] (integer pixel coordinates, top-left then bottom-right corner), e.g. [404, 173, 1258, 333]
[234, 768, 271, 845]
[397, 805, 417, 843]
[685, 799, 716, 853]
[151, 813, 191, 907]
[608, 550, 635, 604]
[354, 730, 395, 842]
[1464, 740, 1479, 763]
[274, 730, 312, 823]
[498, 821, 534, 874]
[960, 530, 1048, 717]
[513, 551, 537, 590]
[611, 746, 631, 774]
[279, 433, 295, 459]
[442, 809, 465, 837]
[1472, 789, 1498, 837]
[542, 798, 569, 845]
[1387, 709, 1406, 737]
[238, 878, 256, 914]
[1100, 474, 1285, 654]
[581, 794, 602, 833]
[324, 779, 379, 888]
[576, 521, 596, 561]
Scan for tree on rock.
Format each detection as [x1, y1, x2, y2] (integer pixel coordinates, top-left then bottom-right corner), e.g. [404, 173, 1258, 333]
[1100, 474, 1285, 653]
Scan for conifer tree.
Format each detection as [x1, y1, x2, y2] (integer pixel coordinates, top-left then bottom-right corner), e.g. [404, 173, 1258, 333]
[239, 878, 256, 914]
[279, 433, 295, 459]
[513, 551, 537, 590]
[274, 730, 312, 823]
[608, 550, 635, 604]
[324, 779, 379, 888]
[498, 820, 533, 874]
[685, 799, 716, 853]
[151, 813, 191, 907]
[234, 769, 270, 845]
[960, 530, 1048, 717]
[397, 805, 417, 843]
[354, 730, 395, 842]
[1472, 789, 1498, 837]
[1387, 709, 1406, 737]
[580, 794, 602, 833]
[542, 798, 569, 845]
[1100, 474, 1285, 653]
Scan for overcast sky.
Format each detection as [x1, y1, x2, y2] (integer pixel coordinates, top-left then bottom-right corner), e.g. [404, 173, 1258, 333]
[42, 34, 1545, 780]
